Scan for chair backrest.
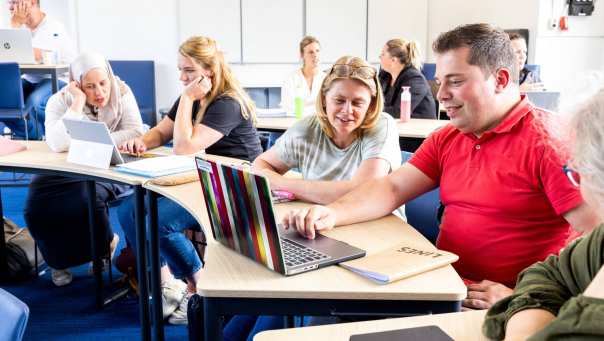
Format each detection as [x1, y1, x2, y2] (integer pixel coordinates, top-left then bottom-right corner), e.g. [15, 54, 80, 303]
[0, 62, 25, 112]
[401, 151, 441, 245]
[524, 64, 541, 80]
[0, 288, 29, 341]
[421, 63, 436, 80]
[108, 60, 157, 126]
[245, 87, 269, 108]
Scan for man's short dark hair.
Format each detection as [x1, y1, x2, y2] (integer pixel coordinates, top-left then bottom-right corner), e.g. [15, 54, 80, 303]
[432, 23, 518, 83]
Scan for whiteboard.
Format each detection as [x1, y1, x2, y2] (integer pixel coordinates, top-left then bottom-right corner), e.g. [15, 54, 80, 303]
[179, 0, 241, 63]
[367, 0, 428, 63]
[241, 0, 303, 63]
[306, 0, 367, 63]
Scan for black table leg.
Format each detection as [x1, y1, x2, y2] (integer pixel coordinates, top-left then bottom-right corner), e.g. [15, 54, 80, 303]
[86, 180, 104, 309]
[134, 186, 151, 340]
[147, 190, 164, 341]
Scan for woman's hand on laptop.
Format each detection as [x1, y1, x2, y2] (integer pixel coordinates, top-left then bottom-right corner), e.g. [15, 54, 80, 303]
[282, 205, 336, 239]
[119, 138, 147, 156]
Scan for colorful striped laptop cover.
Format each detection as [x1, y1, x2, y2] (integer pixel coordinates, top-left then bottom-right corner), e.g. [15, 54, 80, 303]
[195, 157, 286, 274]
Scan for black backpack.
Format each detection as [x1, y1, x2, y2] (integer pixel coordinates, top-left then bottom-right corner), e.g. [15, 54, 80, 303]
[2, 217, 44, 281]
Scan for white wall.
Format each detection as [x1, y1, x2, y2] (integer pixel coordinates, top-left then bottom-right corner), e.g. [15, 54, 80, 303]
[3, 0, 603, 110]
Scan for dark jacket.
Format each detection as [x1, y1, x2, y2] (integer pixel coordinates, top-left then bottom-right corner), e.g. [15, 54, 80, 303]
[379, 66, 436, 119]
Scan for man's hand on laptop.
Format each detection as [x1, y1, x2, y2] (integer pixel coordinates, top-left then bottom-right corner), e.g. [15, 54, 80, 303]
[119, 138, 147, 156]
[282, 205, 336, 239]
[9, 0, 30, 28]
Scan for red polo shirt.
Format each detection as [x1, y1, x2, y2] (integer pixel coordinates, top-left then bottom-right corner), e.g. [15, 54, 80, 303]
[409, 96, 583, 288]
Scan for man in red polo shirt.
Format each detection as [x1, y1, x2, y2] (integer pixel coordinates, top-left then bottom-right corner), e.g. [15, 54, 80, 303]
[281, 23, 600, 310]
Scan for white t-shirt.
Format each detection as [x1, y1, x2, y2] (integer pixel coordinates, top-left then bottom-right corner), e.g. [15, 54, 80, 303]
[22, 15, 77, 83]
[280, 68, 327, 116]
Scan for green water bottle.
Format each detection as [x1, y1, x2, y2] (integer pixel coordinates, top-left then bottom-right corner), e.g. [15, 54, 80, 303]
[294, 86, 303, 119]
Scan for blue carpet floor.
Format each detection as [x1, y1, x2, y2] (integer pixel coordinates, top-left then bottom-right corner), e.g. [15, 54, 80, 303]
[1, 173, 188, 340]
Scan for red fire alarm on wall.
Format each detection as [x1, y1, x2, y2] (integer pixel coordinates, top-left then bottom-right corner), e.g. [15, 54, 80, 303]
[559, 15, 569, 30]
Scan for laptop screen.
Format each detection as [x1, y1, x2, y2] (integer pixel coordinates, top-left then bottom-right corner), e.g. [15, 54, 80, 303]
[195, 157, 286, 273]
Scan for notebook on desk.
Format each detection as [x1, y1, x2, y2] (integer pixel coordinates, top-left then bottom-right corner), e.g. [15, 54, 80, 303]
[63, 118, 162, 169]
[195, 157, 366, 276]
[0, 29, 36, 64]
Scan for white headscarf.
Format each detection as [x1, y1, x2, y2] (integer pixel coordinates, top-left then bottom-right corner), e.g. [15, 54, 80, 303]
[67, 51, 124, 131]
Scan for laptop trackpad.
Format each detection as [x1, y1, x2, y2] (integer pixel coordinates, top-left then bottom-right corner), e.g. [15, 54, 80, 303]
[281, 229, 365, 262]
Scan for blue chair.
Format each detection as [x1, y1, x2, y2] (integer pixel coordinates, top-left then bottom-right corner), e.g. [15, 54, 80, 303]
[109, 60, 157, 127]
[246, 87, 269, 108]
[421, 63, 436, 80]
[0, 62, 35, 140]
[524, 64, 541, 80]
[401, 151, 441, 245]
[0, 288, 29, 341]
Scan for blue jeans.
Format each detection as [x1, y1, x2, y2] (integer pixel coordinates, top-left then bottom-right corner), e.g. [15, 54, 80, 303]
[223, 316, 316, 341]
[117, 194, 203, 279]
[3, 79, 64, 140]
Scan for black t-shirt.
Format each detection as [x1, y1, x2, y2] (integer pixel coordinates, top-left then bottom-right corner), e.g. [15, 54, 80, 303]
[167, 95, 262, 162]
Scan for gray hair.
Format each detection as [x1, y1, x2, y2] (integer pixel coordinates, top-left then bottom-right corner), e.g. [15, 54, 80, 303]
[570, 85, 604, 210]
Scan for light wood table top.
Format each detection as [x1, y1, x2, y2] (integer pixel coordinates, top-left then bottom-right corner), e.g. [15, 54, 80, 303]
[255, 309, 487, 341]
[144, 178, 466, 301]
[0, 141, 153, 185]
[256, 117, 449, 139]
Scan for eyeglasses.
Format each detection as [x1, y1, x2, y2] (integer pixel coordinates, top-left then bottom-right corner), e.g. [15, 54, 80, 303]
[563, 164, 580, 187]
[330, 64, 376, 79]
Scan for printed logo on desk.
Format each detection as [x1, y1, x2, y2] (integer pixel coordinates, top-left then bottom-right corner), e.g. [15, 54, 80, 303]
[350, 325, 453, 341]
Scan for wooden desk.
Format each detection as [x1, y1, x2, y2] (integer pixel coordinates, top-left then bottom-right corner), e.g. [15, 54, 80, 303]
[19, 64, 69, 93]
[0, 141, 154, 340]
[144, 174, 466, 341]
[256, 117, 449, 152]
[255, 309, 487, 341]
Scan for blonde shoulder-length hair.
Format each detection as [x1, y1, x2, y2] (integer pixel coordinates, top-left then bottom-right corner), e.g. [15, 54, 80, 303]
[179, 36, 256, 125]
[315, 56, 383, 139]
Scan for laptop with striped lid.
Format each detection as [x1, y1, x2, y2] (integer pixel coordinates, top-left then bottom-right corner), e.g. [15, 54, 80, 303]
[195, 156, 365, 276]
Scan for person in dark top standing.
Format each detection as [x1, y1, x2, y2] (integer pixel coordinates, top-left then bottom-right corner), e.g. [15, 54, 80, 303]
[118, 36, 262, 325]
[378, 38, 436, 119]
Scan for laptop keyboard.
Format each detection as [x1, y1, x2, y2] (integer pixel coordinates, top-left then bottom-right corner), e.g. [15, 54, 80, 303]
[281, 238, 330, 268]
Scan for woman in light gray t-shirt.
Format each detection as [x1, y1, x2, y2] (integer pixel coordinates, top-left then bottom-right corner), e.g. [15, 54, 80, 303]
[253, 55, 401, 205]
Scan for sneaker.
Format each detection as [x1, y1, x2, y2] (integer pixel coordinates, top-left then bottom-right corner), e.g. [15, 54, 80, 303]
[51, 268, 73, 286]
[162, 280, 187, 319]
[168, 293, 191, 325]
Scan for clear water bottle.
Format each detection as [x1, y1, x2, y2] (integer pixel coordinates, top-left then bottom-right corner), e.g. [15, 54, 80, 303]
[52, 33, 61, 63]
[400, 86, 411, 122]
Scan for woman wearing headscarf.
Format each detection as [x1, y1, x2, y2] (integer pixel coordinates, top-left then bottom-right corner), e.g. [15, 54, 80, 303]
[24, 52, 144, 287]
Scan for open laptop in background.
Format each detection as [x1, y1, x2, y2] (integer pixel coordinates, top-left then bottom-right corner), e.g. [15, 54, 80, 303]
[62, 118, 158, 168]
[524, 91, 560, 112]
[0, 29, 37, 64]
[195, 157, 366, 276]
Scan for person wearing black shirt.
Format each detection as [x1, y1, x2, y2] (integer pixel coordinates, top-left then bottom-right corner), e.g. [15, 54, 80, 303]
[118, 36, 262, 325]
[379, 38, 436, 119]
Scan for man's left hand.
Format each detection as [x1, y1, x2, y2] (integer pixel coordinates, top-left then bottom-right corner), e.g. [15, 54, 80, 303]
[462, 279, 513, 310]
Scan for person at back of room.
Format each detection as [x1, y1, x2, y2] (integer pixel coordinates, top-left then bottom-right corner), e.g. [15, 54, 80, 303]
[25, 51, 144, 287]
[117, 35, 263, 325]
[223, 55, 402, 341]
[508, 32, 544, 92]
[378, 38, 436, 119]
[280, 35, 327, 116]
[3, 0, 77, 139]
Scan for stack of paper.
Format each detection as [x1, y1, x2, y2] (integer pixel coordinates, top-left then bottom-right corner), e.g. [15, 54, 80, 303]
[114, 155, 196, 178]
[340, 244, 458, 284]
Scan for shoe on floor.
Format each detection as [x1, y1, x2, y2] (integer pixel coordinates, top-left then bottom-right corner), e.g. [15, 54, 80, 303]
[51, 268, 73, 287]
[162, 280, 187, 319]
[168, 293, 191, 325]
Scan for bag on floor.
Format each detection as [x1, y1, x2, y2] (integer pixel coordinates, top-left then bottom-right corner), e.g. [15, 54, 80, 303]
[3, 217, 44, 281]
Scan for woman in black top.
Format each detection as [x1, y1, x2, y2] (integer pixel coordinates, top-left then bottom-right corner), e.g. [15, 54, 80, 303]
[118, 36, 262, 325]
[378, 38, 436, 119]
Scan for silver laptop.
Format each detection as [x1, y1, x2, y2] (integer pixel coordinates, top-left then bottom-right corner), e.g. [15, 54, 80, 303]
[62, 118, 150, 165]
[0, 29, 37, 64]
[195, 157, 366, 276]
